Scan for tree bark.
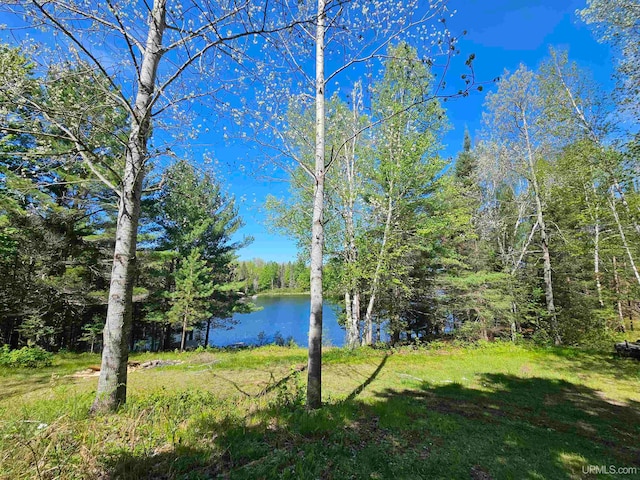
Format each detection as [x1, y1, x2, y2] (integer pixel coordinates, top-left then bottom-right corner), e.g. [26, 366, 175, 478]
[91, 0, 166, 413]
[613, 256, 626, 331]
[594, 218, 604, 307]
[204, 318, 211, 347]
[345, 290, 353, 344]
[610, 192, 640, 287]
[344, 206, 360, 347]
[345, 83, 361, 348]
[306, 0, 326, 410]
[181, 312, 187, 352]
[522, 110, 560, 345]
[363, 189, 394, 345]
[552, 54, 640, 237]
[352, 291, 360, 344]
[585, 177, 605, 308]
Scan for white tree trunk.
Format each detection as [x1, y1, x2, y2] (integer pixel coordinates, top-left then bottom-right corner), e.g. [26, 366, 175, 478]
[345, 193, 360, 347]
[613, 256, 626, 330]
[363, 192, 393, 345]
[92, 0, 166, 412]
[345, 290, 354, 344]
[610, 192, 640, 286]
[594, 219, 604, 307]
[612, 178, 640, 235]
[522, 111, 560, 345]
[306, 0, 326, 410]
[552, 56, 640, 237]
[352, 291, 360, 344]
[585, 178, 605, 308]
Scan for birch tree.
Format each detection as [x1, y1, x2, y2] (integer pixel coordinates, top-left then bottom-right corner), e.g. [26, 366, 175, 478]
[578, 0, 640, 121]
[540, 49, 640, 289]
[265, 92, 368, 348]
[2, 0, 314, 411]
[252, 0, 472, 408]
[482, 66, 561, 344]
[335, 84, 367, 348]
[360, 43, 447, 345]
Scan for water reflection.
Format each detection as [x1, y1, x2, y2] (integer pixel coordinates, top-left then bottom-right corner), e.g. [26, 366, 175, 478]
[202, 294, 345, 348]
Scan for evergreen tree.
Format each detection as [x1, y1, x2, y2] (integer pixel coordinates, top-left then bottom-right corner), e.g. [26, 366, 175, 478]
[144, 160, 249, 348]
[454, 128, 477, 186]
[168, 249, 215, 352]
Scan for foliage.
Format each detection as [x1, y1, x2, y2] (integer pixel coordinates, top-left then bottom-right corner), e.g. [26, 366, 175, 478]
[0, 45, 121, 351]
[79, 316, 104, 353]
[578, 0, 640, 121]
[233, 258, 310, 294]
[270, 368, 305, 409]
[168, 249, 215, 345]
[0, 345, 53, 368]
[143, 160, 249, 346]
[0, 3, 639, 416]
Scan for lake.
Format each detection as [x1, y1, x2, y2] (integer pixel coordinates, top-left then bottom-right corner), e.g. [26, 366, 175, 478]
[204, 294, 346, 348]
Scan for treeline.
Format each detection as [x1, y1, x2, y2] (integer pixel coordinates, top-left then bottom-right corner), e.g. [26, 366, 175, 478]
[269, 45, 639, 349]
[2, 44, 638, 357]
[0, 47, 248, 352]
[233, 259, 310, 294]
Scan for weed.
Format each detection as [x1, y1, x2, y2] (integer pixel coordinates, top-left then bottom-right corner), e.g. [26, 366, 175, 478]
[269, 368, 305, 410]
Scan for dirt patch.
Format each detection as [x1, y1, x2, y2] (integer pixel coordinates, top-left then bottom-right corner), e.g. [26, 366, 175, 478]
[130, 359, 183, 370]
[470, 465, 493, 480]
[70, 359, 183, 378]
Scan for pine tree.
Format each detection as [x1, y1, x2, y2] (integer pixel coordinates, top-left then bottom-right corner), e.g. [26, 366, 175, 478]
[454, 128, 477, 186]
[168, 249, 215, 352]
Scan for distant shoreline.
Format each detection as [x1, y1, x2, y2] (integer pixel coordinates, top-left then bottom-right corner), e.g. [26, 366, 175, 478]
[253, 290, 311, 298]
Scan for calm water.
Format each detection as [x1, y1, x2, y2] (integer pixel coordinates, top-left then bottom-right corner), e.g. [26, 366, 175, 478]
[205, 294, 346, 348]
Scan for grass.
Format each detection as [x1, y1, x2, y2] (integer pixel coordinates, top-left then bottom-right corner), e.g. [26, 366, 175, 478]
[0, 342, 639, 479]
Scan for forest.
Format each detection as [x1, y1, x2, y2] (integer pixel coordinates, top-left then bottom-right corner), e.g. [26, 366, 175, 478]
[1, 1, 639, 478]
[0, 0, 638, 408]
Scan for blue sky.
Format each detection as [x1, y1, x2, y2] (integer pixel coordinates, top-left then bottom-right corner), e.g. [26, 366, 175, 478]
[229, 0, 614, 263]
[0, 1, 615, 264]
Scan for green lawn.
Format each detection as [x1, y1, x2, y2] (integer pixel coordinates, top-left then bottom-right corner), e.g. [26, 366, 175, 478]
[1, 343, 639, 479]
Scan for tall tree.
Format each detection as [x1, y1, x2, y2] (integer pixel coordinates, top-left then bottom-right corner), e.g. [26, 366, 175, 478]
[145, 160, 249, 348]
[360, 43, 447, 344]
[254, 0, 473, 407]
[454, 128, 477, 185]
[578, 0, 640, 121]
[3, 0, 313, 411]
[482, 65, 561, 344]
[0, 47, 121, 351]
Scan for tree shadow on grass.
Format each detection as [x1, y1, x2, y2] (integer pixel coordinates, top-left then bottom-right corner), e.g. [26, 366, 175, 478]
[105, 369, 640, 480]
[530, 346, 640, 382]
[345, 354, 388, 401]
[1, 374, 55, 400]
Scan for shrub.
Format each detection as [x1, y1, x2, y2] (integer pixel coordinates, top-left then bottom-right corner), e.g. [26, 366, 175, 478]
[530, 328, 553, 347]
[573, 328, 621, 352]
[453, 322, 486, 343]
[0, 345, 54, 368]
[270, 369, 305, 409]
